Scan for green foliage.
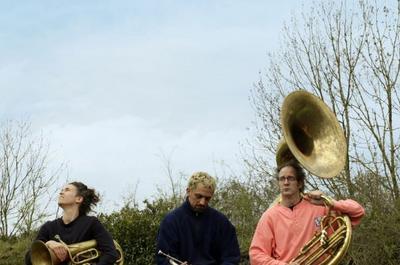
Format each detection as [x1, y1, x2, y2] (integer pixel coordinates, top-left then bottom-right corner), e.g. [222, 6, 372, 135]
[99, 198, 175, 264]
[4, 172, 399, 265]
[341, 172, 400, 264]
[212, 179, 263, 258]
[100, 180, 263, 264]
[347, 198, 400, 265]
[0, 235, 32, 265]
[102, 178, 271, 264]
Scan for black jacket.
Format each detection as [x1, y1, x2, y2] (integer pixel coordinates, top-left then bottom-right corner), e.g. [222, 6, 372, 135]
[25, 215, 118, 265]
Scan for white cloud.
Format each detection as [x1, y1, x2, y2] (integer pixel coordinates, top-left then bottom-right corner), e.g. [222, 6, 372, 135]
[43, 114, 246, 211]
[0, 1, 309, 213]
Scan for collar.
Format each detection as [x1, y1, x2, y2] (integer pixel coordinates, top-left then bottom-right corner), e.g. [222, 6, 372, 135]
[59, 214, 82, 227]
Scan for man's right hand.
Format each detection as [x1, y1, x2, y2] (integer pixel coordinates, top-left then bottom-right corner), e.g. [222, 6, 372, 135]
[45, 240, 68, 262]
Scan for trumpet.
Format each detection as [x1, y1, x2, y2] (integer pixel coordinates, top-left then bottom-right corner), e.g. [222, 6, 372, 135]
[158, 250, 187, 265]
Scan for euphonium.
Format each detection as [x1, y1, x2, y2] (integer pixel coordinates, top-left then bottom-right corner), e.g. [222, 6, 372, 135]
[31, 237, 124, 265]
[277, 90, 350, 265]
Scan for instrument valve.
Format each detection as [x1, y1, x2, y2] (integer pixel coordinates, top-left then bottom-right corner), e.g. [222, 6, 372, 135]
[320, 229, 329, 248]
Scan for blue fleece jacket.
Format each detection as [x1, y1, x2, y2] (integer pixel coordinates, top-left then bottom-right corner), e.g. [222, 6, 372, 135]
[156, 199, 240, 265]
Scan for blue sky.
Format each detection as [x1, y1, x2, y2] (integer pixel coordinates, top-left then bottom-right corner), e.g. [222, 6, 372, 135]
[0, 1, 308, 211]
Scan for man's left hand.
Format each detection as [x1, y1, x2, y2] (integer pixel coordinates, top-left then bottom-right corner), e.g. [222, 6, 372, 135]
[304, 190, 337, 207]
[304, 190, 325, 206]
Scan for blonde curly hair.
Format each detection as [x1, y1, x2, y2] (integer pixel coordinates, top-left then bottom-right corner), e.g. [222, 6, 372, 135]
[187, 171, 216, 192]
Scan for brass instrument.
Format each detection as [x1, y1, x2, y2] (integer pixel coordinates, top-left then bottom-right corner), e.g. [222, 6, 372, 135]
[277, 90, 346, 178]
[276, 90, 351, 265]
[31, 236, 124, 265]
[158, 250, 186, 265]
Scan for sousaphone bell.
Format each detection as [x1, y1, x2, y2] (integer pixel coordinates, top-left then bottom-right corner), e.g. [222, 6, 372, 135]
[276, 90, 347, 178]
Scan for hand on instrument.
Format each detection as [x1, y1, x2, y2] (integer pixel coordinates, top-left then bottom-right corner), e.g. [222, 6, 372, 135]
[168, 259, 189, 265]
[45, 240, 68, 262]
[304, 190, 336, 207]
[288, 261, 300, 265]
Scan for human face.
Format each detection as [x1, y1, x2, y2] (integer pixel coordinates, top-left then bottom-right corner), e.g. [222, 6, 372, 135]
[278, 166, 302, 197]
[58, 184, 83, 208]
[187, 183, 214, 212]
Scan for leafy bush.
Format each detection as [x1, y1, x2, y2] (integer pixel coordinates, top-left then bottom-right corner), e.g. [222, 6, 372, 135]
[348, 198, 400, 264]
[212, 179, 263, 257]
[101, 180, 261, 264]
[0, 235, 32, 265]
[5, 178, 400, 265]
[100, 198, 175, 264]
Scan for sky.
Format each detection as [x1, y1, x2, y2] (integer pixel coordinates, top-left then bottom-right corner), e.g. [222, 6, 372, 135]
[0, 1, 308, 212]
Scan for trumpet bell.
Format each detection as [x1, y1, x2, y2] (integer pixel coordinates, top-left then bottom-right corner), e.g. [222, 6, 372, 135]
[280, 90, 347, 178]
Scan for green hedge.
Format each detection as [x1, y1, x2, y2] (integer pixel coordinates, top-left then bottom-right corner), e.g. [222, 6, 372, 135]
[0, 236, 32, 265]
[4, 184, 400, 265]
[100, 199, 175, 264]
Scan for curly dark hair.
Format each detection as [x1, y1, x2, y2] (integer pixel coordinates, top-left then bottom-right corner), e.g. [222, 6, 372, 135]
[70, 181, 100, 216]
[276, 159, 306, 192]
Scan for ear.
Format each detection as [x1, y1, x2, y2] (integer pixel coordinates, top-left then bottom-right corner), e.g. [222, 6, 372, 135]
[75, 195, 83, 204]
[298, 181, 304, 192]
[186, 187, 191, 195]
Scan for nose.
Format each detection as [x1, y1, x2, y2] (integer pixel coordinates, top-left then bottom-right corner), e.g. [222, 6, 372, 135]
[199, 197, 207, 206]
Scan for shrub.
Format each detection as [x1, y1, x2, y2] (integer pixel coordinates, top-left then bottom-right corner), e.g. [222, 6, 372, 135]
[0, 235, 32, 265]
[100, 198, 174, 264]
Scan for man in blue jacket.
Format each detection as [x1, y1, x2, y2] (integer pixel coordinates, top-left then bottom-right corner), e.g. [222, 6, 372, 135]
[156, 171, 241, 265]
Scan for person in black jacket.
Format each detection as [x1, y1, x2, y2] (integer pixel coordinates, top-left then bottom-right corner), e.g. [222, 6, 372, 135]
[25, 181, 119, 265]
[156, 171, 240, 265]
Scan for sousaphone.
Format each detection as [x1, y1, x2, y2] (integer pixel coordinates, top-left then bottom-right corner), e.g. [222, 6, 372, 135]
[276, 90, 350, 265]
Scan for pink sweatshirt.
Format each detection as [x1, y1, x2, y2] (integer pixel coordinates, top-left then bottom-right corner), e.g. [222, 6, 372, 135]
[249, 199, 365, 265]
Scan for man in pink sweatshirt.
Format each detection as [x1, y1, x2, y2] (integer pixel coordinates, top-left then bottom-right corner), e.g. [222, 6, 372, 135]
[249, 160, 365, 265]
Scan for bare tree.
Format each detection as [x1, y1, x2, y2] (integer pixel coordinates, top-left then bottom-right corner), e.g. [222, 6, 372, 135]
[155, 150, 187, 208]
[0, 120, 62, 239]
[246, 0, 400, 202]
